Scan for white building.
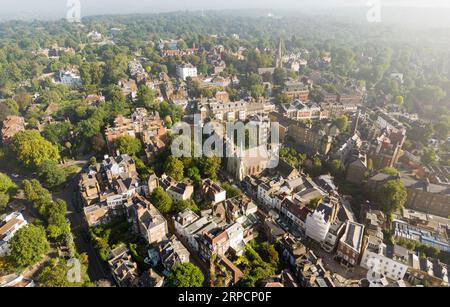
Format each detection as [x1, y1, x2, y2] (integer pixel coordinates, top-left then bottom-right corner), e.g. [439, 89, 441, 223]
[226, 222, 245, 255]
[58, 70, 82, 87]
[173, 209, 217, 252]
[0, 212, 28, 256]
[305, 210, 331, 243]
[176, 63, 197, 81]
[360, 243, 410, 281]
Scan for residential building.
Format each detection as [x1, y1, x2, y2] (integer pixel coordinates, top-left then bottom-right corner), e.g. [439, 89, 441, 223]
[305, 202, 339, 243]
[282, 80, 310, 102]
[360, 243, 410, 281]
[176, 63, 197, 80]
[108, 244, 140, 287]
[173, 209, 217, 252]
[129, 197, 168, 245]
[201, 179, 226, 204]
[57, 70, 82, 87]
[118, 79, 138, 100]
[158, 235, 190, 272]
[0, 212, 28, 256]
[1, 115, 25, 145]
[336, 221, 366, 267]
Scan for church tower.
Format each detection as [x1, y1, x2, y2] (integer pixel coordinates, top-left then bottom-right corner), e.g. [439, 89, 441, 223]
[276, 38, 284, 68]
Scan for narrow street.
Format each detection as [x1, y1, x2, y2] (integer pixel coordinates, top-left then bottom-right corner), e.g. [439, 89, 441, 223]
[54, 171, 112, 283]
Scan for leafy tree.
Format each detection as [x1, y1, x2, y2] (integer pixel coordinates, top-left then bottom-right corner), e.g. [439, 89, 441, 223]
[328, 159, 345, 177]
[222, 182, 242, 198]
[273, 68, 286, 86]
[434, 116, 450, 140]
[37, 160, 67, 189]
[105, 85, 126, 104]
[332, 115, 349, 132]
[174, 199, 199, 213]
[187, 166, 201, 182]
[23, 179, 53, 217]
[10, 130, 60, 169]
[0, 173, 17, 212]
[395, 95, 404, 106]
[167, 263, 205, 287]
[380, 167, 399, 176]
[136, 84, 156, 110]
[376, 179, 407, 215]
[115, 135, 142, 156]
[199, 156, 221, 180]
[164, 156, 184, 181]
[150, 187, 173, 214]
[9, 224, 49, 267]
[422, 148, 437, 166]
[275, 92, 290, 104]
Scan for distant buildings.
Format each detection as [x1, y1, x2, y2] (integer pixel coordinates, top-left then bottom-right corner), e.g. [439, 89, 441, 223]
[105, 108, 167, 161]
[282, 81, 310, 102]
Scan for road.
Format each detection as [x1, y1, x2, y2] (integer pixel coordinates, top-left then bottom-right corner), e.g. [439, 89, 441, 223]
[55, 173, 112, 283]
[1, 162, 112, 283]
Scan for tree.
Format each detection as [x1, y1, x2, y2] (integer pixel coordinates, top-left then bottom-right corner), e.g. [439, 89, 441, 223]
[23, 179, 53, 217]
[187, 166, 201, 182]
[174, 199, 199, 213]
[37, 160, 67, 189]
[332, 115, 349, 133]
[9, 224, 49, 267]
[222, 182, 242, 198]
[150, 187, 173, 214]
[422, 148, 437, 166]
[273, 68, 286, 86]
[199, 156, 221, 180]
[328, 159, 345, 177]
[395, 95, 404, 106]
[376, 179, 407, 215]
[136, 84, 156, 110]
[115, 135, 142, 156]
[163, 156, 184, 181]
[167, 263, 204, 287]
[275, 92, 290, 104]
[10, 130, 60, 169]
[105, 85, 125, 104]
[46, 199, 70, 239]
[434, 116, 450, 141]
[0, 173, 16, 212]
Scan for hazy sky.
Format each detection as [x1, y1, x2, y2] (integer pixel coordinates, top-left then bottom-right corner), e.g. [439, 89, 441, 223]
[2, 0, 450, 20]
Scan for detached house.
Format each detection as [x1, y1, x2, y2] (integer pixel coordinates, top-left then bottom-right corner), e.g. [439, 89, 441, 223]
[0, 212, 28, 256]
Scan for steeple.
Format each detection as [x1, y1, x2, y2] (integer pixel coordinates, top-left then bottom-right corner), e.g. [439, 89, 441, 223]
[276, 37, 283, 68]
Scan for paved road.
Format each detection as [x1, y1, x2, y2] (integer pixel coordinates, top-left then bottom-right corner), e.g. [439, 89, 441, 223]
[55, 174, 112, 283]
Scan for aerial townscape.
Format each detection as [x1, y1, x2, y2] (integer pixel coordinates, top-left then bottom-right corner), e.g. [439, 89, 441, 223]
[0, 5, 450, 290]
